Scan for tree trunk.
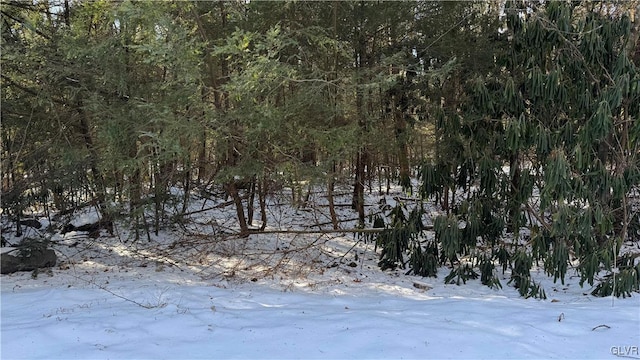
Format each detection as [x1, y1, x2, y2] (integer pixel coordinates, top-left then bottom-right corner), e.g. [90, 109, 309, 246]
[328, 171, 339, 230]
[76, 101, 106, 215]
[247, 176, 256, 226]
[352, 1, 367, 226]
[226, 181, 249, 236]
[353, 151, 366, 226]
[197, 122, 207, 186]
[258, 176, 268, 231]
[508, 153, 521, 232]
[396, 104, 411, 190]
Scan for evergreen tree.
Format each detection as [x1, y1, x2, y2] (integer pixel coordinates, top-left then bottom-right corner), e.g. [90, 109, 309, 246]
[408, 1, 640, 297]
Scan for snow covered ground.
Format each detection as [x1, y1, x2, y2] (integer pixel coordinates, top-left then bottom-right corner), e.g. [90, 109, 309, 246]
[2, 185, 639, 359]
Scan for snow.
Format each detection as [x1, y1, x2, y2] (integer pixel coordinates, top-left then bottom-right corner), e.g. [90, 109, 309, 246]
[2, 185, 639, 359]
[2, 271, 639, 359]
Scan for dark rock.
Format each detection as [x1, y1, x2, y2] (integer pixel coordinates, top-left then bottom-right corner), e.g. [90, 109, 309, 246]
[412, 281, 433, 291]
[61, 220, 113, 236]
[19, 219, 42, 229]
[1, 249, 57, 274]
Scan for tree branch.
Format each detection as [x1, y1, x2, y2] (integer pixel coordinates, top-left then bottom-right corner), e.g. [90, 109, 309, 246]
[240, 226, 434, 236]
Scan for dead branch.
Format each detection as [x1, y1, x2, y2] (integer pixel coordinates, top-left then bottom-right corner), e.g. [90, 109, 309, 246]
[311, 214, 380, 228]
[240, 226, 434, 236]
[181, 195, 249, 217]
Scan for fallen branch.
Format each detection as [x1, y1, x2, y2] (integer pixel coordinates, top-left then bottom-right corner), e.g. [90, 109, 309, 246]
[318, 203, 375, 207]
[310, 210, 384, 228]
[239, 226, 434, 236]
[181, 196, 249, 217]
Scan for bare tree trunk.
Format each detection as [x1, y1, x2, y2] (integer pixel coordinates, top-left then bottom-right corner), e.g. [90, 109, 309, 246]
[247, 176, 256, 226]
[153, 153, 161, 236]
[2, 133, 14, 193]
[353, 151, 366, 226]
[508, 153, 521, 231]
[63, 0, 70, 27]
[328, 171, 339, 230]
[226, 181, 249, 236]
[396, 114, 411, 190]
[76, 103, 109, 223]
[395, 82, 411, 191]
[258, 175, 268, 231]
[128, 140, 141, 241]
[352, 1, 367, 226]
[328, 1, 340, 231]
[197, 123, 207, 186]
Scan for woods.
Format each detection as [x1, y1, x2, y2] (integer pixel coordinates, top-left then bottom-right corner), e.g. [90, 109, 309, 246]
[2, 0, 639, 298]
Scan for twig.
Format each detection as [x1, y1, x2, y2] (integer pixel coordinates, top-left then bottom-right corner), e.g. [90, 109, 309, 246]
[310, 211, 383, 228]
[180, 197, 247, 216]
[591, 324, 611, 331]
[67, 274, 165, 309]
[525, 203, 551, 232]
[335, 239, 364, 264]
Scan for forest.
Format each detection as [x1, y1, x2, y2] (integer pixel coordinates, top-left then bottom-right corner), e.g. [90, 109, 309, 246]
[1, 0, 639, 298]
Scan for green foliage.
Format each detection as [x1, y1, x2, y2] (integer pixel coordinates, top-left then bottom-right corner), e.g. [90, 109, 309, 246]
[418, 163, 454, 212]
[434, 214, 461, 265]
[509, 250, 547, 299]
[478, 254, 502, 290]
[591, 254, 640, 298]
[407, 241, 439, 277]
[495, 247, 511, 275]
[444, 263, 479, 286]
[544, 238, 569, 286]
[411, 1, 639, 298]
[374, 203, 426, 272]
